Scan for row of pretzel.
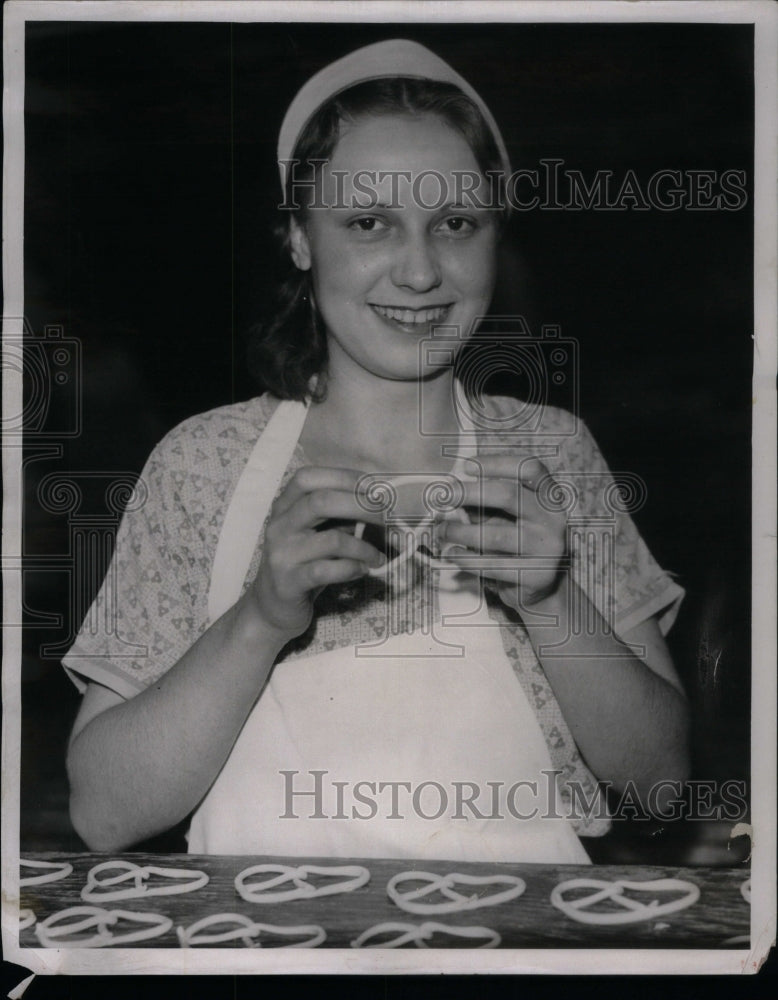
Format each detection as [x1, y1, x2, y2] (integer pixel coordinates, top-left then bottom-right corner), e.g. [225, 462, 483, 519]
[19, 858, 749, 948]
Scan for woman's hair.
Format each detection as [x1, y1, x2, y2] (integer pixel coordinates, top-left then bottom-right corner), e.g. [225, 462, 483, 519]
[247, 77, 507, 401]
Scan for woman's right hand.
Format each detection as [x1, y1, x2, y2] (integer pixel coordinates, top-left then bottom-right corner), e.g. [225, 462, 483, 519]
[250, 466, 386, 639]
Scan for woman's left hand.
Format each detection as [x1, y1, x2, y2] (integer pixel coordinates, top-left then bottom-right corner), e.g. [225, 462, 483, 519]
[440, 455, 568, 613]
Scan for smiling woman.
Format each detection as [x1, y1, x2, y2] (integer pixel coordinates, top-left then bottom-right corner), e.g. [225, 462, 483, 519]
[289, 113, 499, 392]
[62, 39, 689, 861]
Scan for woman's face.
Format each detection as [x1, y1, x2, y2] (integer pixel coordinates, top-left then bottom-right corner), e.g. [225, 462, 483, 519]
[290, 113, 500, 383]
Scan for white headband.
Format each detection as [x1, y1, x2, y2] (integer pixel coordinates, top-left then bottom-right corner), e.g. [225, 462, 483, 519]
[277, 38, 511, 194]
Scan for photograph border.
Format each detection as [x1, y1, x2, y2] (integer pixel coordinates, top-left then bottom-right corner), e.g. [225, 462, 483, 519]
[2, 0, 776, 980]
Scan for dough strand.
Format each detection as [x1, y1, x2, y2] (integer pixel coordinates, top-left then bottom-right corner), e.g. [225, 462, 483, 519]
[35, 905, 172, 947]
[177, 913, 326, 948]
[387, 870, 526, 915]
[235, 863, 369, 903]
[351, 920, 500, 948]
[20, 859, 73, 887]
[551, 878, 700, 926]
[81, 860, 209, 902]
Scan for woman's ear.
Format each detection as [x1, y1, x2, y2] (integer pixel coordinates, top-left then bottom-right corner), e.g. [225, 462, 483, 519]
[288, 216, 312, 272]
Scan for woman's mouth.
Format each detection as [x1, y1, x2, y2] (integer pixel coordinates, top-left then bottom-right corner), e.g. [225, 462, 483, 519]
[370, 303, 452, 333]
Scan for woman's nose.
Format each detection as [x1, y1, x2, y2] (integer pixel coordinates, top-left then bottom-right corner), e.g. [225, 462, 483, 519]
[390, 234, 442, 292]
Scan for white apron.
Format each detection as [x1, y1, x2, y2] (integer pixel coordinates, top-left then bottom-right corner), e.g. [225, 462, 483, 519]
[187, 399, 590, 864]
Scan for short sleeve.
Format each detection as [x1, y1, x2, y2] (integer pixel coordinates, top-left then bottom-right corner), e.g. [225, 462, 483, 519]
[556, 419, 685, 638]
[479, 399, 684, 838]
[60, 397, 280, 699]
[61, 436, 214, 699]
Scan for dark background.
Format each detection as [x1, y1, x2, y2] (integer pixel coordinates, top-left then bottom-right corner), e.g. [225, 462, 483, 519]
[20, 20, 753, 858]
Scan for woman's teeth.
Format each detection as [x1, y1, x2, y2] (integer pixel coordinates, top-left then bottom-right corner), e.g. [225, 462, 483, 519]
[372, 305, 449, 325]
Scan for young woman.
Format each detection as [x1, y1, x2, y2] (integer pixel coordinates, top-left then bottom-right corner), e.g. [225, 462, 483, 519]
[64, 39, 689, 863]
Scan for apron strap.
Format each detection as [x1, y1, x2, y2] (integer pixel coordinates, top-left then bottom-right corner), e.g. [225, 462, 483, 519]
[207, 397, 309, 623]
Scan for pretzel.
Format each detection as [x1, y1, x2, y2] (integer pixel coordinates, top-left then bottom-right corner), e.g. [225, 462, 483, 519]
[177, 913, 326, 948]
[235, 863, 369, 903]
[721, 934, 751, 947]
[19, 909, 36, 932]
[20, 859, 73, 887]
[387, 870, 526, 915]
[81, 860, 208, 902]
[550, 878, 700, 926]
[351, 920, 500, 949]
[34, 905, 172, 948]
[355, 473, 472, 585]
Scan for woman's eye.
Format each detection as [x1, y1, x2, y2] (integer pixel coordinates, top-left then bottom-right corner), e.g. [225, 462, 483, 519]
[349, 216, 387, 234]
[438, 216, 476, 236]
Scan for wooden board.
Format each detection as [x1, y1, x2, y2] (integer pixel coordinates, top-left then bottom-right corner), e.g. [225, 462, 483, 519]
[18, 853, 750, 949]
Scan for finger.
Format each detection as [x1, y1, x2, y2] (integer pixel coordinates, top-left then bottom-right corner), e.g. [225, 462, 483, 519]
[459, 468, 562, 518]
[465, 455, 552, 491]
[296, 528, 386, 568]
[442, 521, 520, 555]
[515, 457, 552, 492]
[283, 488, 388, 532]
[477, 562, 563, 593]
[442, 551, 561, 579]
[271, 466, 368, 517]
[298, 558, 372, 590]
[458, 478, 521, 518]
